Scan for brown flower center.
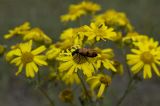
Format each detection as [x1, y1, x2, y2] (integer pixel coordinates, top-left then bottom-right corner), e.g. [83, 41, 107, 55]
[94, 28, 104, 37]
[21, 52, 34, 64]
[59, 89, 73, 103]
[100, 76, 111, 86]
[140, 51, 154, 64]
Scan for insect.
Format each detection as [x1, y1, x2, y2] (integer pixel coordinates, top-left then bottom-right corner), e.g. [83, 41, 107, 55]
[72, 48, 97, 57]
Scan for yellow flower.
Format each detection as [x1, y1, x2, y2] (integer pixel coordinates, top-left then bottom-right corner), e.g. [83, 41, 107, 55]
[94, 47, 117, 72]
[61, 1, 101, 22]
[60, 27, 85, 41]
[80, 1, 101, 14]
[4, 22, 52, 45]
[6, 40, 48, 78]
[94, 9, 133, 32]
[87, 74, 111, 98]
[61, 73, 80, 85]
[5, 44, 22, 61]
[23, 28, 52, 44]
[123, 32, 148, 45]
[59, 88, 74, 103]
[54, 39, 81, 51]
[83, 22, 117, 41]
[46, 44, 61, 60]
[58, 49, 96, 77]
[61, 4, 86, 22]
[60, 28, 75, 40]
[133, 38, 158, 50]
[4, 22, 30, 39]
[60, 27, 85, 47]
[127, 38, 160, 79]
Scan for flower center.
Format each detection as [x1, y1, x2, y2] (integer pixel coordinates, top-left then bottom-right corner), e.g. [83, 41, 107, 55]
[100, 76, 111, 86]
[140, 51, 154, 64]
[73, 54, 88, 64]
[21, 52, 34, 64]
[59, 89, 73, 103]
[95, 28, 104, 37]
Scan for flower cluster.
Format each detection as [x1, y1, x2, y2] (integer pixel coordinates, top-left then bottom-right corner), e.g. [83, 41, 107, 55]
[61, 1, 101, 22]
[4, 22, 52, 45]
[1, 0, 159, 105]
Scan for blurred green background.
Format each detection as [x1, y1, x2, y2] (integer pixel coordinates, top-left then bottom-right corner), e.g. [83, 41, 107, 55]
[0, 0, 160, 106]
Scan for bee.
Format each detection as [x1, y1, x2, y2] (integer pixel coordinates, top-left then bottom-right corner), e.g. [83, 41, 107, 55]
[72, 48, 97, 57]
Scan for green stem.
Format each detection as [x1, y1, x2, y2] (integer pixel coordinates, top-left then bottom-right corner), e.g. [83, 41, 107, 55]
[77, 71, 91, 100]
[116, 46, 140, 106]
[38, 87, 55, 106]
[116, 76, 135, 106]
[121, 47, 132, 78]
[37, 72, 55, 106]
[77, 71, 96, 106]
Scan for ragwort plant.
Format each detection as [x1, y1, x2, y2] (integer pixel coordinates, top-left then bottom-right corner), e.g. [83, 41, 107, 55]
[1, 0, 160, 106]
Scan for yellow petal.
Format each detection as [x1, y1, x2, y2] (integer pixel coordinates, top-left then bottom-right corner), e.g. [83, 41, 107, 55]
[20, 40, 32, 52]
[58, 61, 73, 72]
[32, 46, 46, 55]
[81, 63, 93, 77]
[33, 57, 48, 66]
[67, 65, 76, 75]
[102, 60, 117, 72]
[96, 37, 101, 41]
[31, 62, 38, 73]
[13, 49, 22, 56]
[34, 55, 46, 60]
[131, 61, 144, 74]
[155, 60, 160, 65]
[143, 64, 152, 79]
[127, 59, 140, 65]
[96, 60, 101, 70]
[91, 23, 96, 29]
[57, 56, 72, 61]
[90, 80, 100, 90]
[87, 76, 99, 82]
[126, 54, 139, 60]
[10, 57, 21, 65]
[15, 64, 23, 76]
[102, 49, 112, 53]
[97, 84, 106, 98]
[26, 63, 35, 78]
[152, 63, 160, 76]
[131, 49, 141, 54]
[4, 34, 13, 39]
